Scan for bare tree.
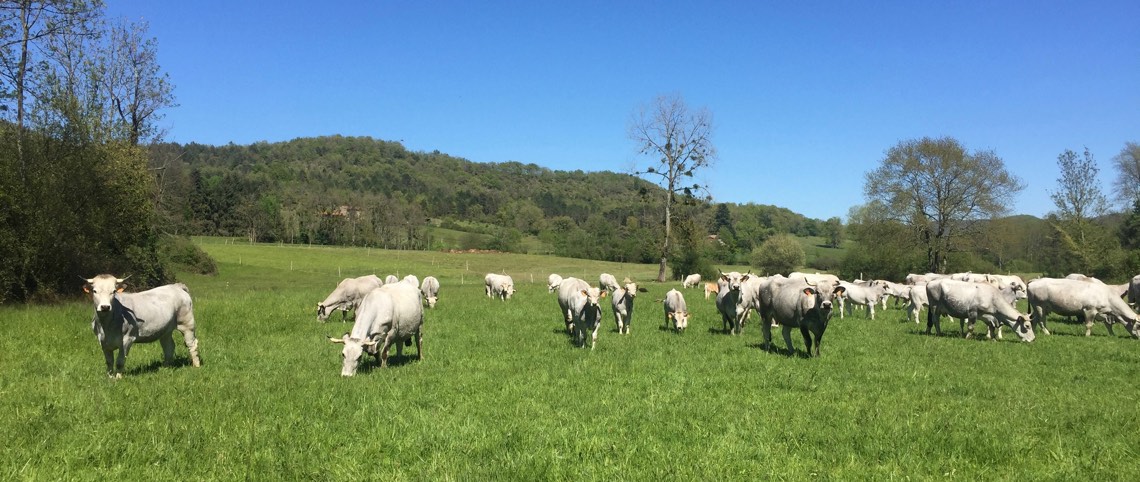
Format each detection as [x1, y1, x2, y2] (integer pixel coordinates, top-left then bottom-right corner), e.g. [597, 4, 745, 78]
[1111, 142, 1140, 208]
[98, 18, 175, 145]
[629, 93, 716, 282]
[1050, 148, 1108, 244]
[864, 136, 1023, 273]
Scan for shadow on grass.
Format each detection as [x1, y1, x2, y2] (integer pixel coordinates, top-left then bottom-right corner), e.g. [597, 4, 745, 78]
[125, 357, 195, 376]
[745, 342, 812, 358]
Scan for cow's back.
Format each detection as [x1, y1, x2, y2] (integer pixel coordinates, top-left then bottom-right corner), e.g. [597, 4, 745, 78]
[379, 283, 423, 338]
[114, 284, 193, 341]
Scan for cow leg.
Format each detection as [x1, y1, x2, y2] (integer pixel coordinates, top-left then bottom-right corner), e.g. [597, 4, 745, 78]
[159, 332, 176, 365]
[800, 325, 815, 357]
[781, 325, 795, 356]
[868, 303, 875, 320]
[416, 331, 424, 360]
[115, 342, 129, 378]
[964, 317, 976, 339]
[590, 322, 600, 349]
[177, 315, 202, 367]
[102, 348, 116, 378]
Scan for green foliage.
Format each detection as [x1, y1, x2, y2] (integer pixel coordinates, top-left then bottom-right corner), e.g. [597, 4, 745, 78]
[750, 234, 805, 274]
[157, 234, 217, 275]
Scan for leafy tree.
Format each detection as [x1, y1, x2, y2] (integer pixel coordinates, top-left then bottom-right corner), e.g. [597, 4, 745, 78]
[750, 234, 805, 275]
[630, 93, 716, 282]
[1050, 148, 1108, 244]
[864, 136, 1024, 273]
[821, 217, 844, 248]
[1111, 142, 1140, 208]
[840, 202, 924, 281]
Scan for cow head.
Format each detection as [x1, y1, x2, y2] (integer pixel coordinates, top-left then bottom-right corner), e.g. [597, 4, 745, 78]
[802, 280, 845, 314]
[83, 274, 126, 315]
[329, 332, 379, 377]
[505, 283, 516, 299]
[668, 310, 690, 332]
[426, 296, 438, 308]
[720, 271, 746, 293]
[316, 303, 330, 321]
[1011, 315, 1036, 342]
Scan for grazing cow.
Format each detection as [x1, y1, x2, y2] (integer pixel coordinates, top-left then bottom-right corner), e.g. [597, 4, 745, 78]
[385, 275, 399, 285]
[716, 271, 751, 335]
[683, 273, 702, 289]
[420, 276, 440, 308]
[988, 274, 1028, 299]
[877, 280, 911, 309]
[611, 279, 646, 334]
[758, 277, 846, 356]
[484, 273, 515, 300]
[548, 274, 564, 293]
[565, 282, 607, 349]
[1065, 273, 1104, 284]
[402, 274, 419, 288]
[663, 289, 690, 332]
[703, 282, 719, 300]
[328, 281, 423, 376]
[84, 275, 201, 378]
[317, 275, 383, 322]
[1129, 274, 1140, 307]
[906, 284, 929, 324]
[837, 280, 885, 320]
[924, 279, 1035, 341]
[1026, 278, 1140, 338]
[599, 273, 620, 292]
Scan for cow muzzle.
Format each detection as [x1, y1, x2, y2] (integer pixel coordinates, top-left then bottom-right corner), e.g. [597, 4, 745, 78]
[98, 304, 111, 312]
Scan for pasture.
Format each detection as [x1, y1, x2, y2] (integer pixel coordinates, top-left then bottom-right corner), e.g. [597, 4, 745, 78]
[1, 239, 1139, 479]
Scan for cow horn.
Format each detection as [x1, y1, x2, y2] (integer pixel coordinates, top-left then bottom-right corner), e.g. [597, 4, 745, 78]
[328, 336, 345, 344]
[117, 275, 131, 284]
[362, 339, 379, 347]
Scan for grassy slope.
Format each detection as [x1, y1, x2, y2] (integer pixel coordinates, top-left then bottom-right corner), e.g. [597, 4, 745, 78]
[1, 240, 1138, 479]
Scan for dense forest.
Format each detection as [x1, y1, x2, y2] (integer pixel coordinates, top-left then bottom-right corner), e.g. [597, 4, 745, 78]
[146, 136, 830, 266]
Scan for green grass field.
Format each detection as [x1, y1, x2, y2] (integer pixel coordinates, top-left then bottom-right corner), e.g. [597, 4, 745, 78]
[2, 240, 1139, 479]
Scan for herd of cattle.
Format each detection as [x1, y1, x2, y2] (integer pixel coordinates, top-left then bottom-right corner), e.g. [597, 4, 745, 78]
[80, 267, 1140, 378]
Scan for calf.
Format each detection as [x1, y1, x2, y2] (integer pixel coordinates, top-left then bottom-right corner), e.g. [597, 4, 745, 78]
[611, 280, 645, 334]
[663, 289, 690, 332]
[703, 282, 719, 300]
[84, 275, 202, 378]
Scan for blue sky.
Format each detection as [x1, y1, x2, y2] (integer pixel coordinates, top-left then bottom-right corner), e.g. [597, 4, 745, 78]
[106, 1, 1139, 221]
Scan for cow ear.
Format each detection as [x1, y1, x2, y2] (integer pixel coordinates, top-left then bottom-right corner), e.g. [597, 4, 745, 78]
[835, 286, 846, 295]
[667, 313, 674, 320]
[581, 290, 588, 296]
[600, 291, 608, 298]
[802, 288, 814, 296]
[82, 285, 90, 293]
[115, 286, 125, 293]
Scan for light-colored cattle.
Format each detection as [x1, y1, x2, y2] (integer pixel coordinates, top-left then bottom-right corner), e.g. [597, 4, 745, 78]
[788, 272, 840, 285]
[599, 273, 620, 292]
[757, 277, 846, 356]
[385, 275, 399, 285]
[907, 273, 948, 285]
[703, 282, 719, 300]
[317, 275, 383, 322]
[663, 289, 690, 332]
[905, 284, 928, 324]
[1026, 278, 1140, 338]
[683, 273, 702, 289]
[837, 280, 885, 320]
[877, 280, 910, 310]
[84, 275, 201, 378]
[328, 282, 424, 376]
[557, 277, 587, 333]
[988, 274, 1028, 299]
[1129, 274, 1140, 306]
[402, 274, 419, 287]
[1065, 273, 1104, 284]
[716, 271, 753, 335]
[924, 279, 1035, 341]
[565, 283, 607, 349]
[548, 274, 564, 293]
[611, 280, 645, 334]
[484, 273, 515, 300]
[420, 276, 440, 308]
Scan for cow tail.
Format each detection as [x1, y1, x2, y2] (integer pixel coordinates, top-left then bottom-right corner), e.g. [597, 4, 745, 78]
[177, 283, 190, 294]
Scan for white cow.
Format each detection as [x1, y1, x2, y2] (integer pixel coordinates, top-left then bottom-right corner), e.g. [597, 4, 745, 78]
[484, 273, 515, 300]
[757, 277, 846, 356]
[384, 275, 399, 285]
[557, 277, 586, 333]
[877, 280, 911, 310]
[1129, 274, 1140, 307]
[566, 283, 607, 349]
[988, 274, 1028, 299]
[837, 280, 885, 320]
[402, 274, 420, 287]
[716, 271, 751, 335]
[924, 279, 1035, 341]
[683, 273, 702, 289]
[317, 275, 383, 322]
[1026, 278, 1140, 338]
[663, 289, 690, 332]
[420, 276, 440, 308]
[611, 280, 645, 334]
[905, 284, 929, 324]
[84, 275, 202, 378]
[328, 282, 424, 376]
[548, 274, 564, 293]
[599, 273, 620, 292]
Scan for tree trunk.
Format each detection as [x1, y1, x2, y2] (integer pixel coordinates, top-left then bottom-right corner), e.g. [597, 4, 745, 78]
[657, 191, 672, 282]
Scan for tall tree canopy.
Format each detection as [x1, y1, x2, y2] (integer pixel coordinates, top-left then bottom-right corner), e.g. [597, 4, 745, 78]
[629, 93, 716, 282]
[1111, 142, 1140, 208]
[863, 136, 1023, 273]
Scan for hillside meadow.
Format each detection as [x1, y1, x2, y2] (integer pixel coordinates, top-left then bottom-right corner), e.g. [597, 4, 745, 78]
[1, 239, 1138, 479]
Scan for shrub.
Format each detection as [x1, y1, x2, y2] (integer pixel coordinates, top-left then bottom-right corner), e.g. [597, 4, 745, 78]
[157, 235, 217, 276]
[750, 234, 805, 274]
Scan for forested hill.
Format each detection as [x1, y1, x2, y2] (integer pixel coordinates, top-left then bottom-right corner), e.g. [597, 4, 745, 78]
[148, 135, 824, 263]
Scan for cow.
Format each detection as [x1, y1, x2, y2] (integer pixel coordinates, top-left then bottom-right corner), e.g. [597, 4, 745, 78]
[403, 274, 419, 287]
[420, 276, 440, 308]
[988, 274, 1028, 299]
[683, 273, 702, 289]
[1130, 274, 1140, 307]
[924, 278, 1035, 341]
[703, 282, 719, 300]
[757, 277, 846, 356]
[484, 273, 515, 300]
[328, 281, 423, 376]
[905, 284, 928, 324]
[548, 273, 564, 293]
[83, 275, 201, 378]
[907, 273, 947, 285]
[716, 271, 752, 335]
[599, 273, 620, 292]
[611, 279, 646, 334]
[557, 277, 586, 334]
[837, 280, 885, 320]
[564, 282, 607, 349]
[317, 275, 383, 322]
[877, 280, 911, 309]
[1026, 278, 1140, 338]
[663, 289, 690, 332]
[385, 275, 399, 285]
